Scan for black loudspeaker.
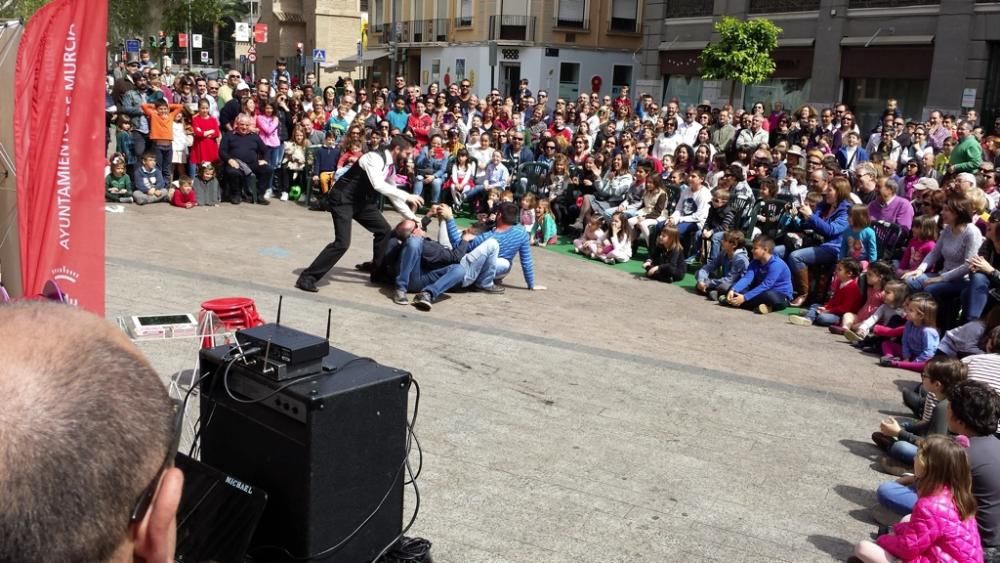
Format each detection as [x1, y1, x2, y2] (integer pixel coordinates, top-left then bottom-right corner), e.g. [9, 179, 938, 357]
[198, 344, 411, 563]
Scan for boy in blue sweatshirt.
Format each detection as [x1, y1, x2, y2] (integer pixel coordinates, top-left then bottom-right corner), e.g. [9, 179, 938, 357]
[723, 235, 794, 314]
[132, 152, 168, 205]
[696, 230, 750, 303]
[311, 132, 341, 196]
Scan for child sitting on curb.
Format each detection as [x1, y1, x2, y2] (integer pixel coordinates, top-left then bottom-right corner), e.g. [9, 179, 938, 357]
[695, 230, 750, 303]
[721, 236, 793, 314]
[788, 258, 863, 327]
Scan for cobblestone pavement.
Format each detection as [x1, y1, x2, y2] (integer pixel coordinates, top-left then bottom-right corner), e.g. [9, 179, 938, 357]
[108, 201, 909, 562]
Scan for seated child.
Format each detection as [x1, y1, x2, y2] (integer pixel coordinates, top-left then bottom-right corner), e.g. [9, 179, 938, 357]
[880, 292, 940, 372]
[335, 139, 363, 180]
[170, 177, 198, 209]
[531, 199, 558, 247]
[898, 216, 939, 277]
[520, 193, 537, 233]
[695, 230, 750, 302]
[721, 235, 794, 314]
[701, 189, 735, 264]
[312, 132, 339, 194]
[788, 257, 863, 327]
[105, 155, 133, 203]
[871, 358, 967, 475]
[846, 278, 908, 346]
[132, 152, 168, 205]
[644, 224, 686, 283]
[777, 191, 824, 250]
[193, 162, 221, 206]
[841, 204, 878, 269]
[841, 261, 894, 335]
[597, 211, 632, 264]
[573, 215, 605, 258]
[938, 307, 1000, 358]
[628, 174, 666, 246]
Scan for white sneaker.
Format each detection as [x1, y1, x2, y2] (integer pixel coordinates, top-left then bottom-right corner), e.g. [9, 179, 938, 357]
[280, 192, 289, 201]
[787, 315, 812, 326]
[264, 189, 273, 200]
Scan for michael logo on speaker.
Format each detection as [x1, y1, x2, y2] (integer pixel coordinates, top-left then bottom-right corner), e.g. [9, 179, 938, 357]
[225, 476, 254, 495]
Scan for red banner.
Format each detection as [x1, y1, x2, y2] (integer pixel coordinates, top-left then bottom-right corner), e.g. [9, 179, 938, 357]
[15, 0, 107, 314]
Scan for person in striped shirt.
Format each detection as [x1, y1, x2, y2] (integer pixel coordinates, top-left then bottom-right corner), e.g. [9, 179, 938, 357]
[963, 326, 1000, 394]
[445, 202, 547, 291]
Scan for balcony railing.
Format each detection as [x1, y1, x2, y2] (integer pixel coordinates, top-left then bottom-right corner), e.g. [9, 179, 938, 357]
[409, 18, 449, 42]
[749, 0, 820, 12]
[665, 0, 714, 18]
[454, 15, 473, 28]
[488, 15, 536, 41]
[847, 0, 937, 7]
[608, 17, 639, 33]
[554, 15, 589, 29]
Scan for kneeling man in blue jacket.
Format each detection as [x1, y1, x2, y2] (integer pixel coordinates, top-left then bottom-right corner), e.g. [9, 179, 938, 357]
[722, 235, 794, 314]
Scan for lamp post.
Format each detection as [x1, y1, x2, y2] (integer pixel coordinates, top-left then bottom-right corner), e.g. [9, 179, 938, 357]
[187, 0, 193, 69]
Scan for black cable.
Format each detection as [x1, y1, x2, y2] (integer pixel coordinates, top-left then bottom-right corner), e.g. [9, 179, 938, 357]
[252, 375, 423, 562]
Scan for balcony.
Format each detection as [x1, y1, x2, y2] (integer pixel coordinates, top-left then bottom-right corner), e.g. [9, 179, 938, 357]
[848, 0, 937, 6]
[409, 19, 449, 42]
[665, 0, 714, 18]
[488, 15, 536, 41]
[608, 17, 639, 33]
[454, 15, 473, 28]
[749, 0, 820, 11]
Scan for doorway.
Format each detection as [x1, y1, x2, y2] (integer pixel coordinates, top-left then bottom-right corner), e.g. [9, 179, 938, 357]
[499, 62, 520, 98]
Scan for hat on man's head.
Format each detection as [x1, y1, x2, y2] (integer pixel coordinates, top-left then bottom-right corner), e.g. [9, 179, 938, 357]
[126, 60, 139, 68]
[913, 177, 940, 192]
[236, 82, 250, 92]
[786, 146, 805, 159]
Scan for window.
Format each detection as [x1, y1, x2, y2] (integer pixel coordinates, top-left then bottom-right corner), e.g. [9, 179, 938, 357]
[556, 0, 587, 28]
[502, 0, 529, 15]
[559, 62, 580, 100]
[392, 0, 401, 20]
[610, 0, 638, 33]
[457, 0, 472, 26]
[611, 65, 632, 95]
[435, 0, 448, 40]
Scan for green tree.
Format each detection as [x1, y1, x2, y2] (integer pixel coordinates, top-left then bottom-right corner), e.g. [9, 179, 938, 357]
[160, 0, 247, 65]
[0, 0, 149, 43]
[699, 16, 782, 104]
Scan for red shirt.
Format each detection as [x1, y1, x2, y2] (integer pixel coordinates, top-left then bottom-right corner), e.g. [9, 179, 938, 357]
[171, 188, 197, 208]
[407, 113, 432, 148]
[824, 277, 863, 315]
[548, 126, 572, 142]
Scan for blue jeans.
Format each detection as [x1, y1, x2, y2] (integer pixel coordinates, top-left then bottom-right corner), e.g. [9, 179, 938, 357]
[888, 439, 918, 464]
[154, 144, 172, 175]
[395, 237, 466, 299]
[803, 304, 842, 326]
[676, 222, 701, 258]
[965, 272, 995, 321]
[774, 244, 839, 273]
[266, 146, 283, 190]
[414, 175, 443, 203]
[460, 237, 500, 288]
[907, 274, 972, 322]
[877, 481, 917, 515]
[707, 230, 725, 264]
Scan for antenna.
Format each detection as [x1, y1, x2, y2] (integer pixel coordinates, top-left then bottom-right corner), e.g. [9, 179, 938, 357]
[325, 308, 332, 342]
[276, 295, 283, 325]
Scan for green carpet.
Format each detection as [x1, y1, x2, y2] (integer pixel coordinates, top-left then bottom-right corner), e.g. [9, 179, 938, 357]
[450, 216, 802, 315]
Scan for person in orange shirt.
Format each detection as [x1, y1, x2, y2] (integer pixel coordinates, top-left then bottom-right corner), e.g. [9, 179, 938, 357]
[141, 99, 185, 175]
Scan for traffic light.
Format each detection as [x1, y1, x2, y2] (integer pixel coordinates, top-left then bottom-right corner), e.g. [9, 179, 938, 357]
[165, 36, 173, 49]
[149, 36, 157, 49]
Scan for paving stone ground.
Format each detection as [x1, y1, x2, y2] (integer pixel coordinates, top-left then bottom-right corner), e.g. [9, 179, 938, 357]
[107, 200, 912, 562]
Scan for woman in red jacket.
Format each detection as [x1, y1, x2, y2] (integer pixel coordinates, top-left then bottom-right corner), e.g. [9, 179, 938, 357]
[190, 99, 220, 171]
[406, 99, 432, 150]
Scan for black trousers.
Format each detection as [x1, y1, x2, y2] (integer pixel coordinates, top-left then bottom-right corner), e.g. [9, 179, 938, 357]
[224, 163, 272, 200]
[300, 200, 391, 282]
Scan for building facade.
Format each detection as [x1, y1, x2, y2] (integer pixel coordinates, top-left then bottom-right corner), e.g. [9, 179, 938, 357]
[255, 0, 364, 83]
[366, 0, 645, 98]
[641, 0, 1000, 133]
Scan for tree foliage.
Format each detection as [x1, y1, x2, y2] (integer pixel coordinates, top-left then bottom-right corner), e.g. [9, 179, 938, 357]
[699, 17, 782, 87]
[160, 0, 247, 35]
[0, 0, 150, 42]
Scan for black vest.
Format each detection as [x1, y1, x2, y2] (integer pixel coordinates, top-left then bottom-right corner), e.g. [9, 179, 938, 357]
[327, 150, 388, 207]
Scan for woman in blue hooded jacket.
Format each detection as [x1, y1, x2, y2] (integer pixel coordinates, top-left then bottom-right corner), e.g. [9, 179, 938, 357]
[775, 173, 852, 306]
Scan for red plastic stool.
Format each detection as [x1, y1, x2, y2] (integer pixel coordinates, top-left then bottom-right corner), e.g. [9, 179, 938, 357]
[198, 297, 265, 348]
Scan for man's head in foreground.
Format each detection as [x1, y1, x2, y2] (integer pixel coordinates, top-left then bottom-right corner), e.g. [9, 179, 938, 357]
[0, 302, 182, 563]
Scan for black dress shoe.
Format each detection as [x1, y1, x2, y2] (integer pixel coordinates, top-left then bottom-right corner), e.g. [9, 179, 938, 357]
[229, 197, 241, 205]
[257, 198, 270, 205]
[355, 261, 374, 272]
[295, 276, 318, 293]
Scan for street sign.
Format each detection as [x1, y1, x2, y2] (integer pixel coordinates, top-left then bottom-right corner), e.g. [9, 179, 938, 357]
[248, 54, 257, 63]
[356, 41, 362, 59]
[240, 55, 247, 65]
[125, 39, 140, 53]
[234, 23, 250, 42]
[248, 45, 257, 55]
[254, 23, 268, 44]
[200, 51, 209, 63]
[312, 49, 326, 63]
[192, 34, 203, 49]
[178, 33, 187, 48]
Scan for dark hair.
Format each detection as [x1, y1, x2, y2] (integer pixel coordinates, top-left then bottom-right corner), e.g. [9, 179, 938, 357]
[0, 302, 174, 563]
[726, 164, 745, 182]
[153, 98, 168, 108]
[752, 235, 775, 253]
[497, 201, 519, 226]
[923, 357, 968, 393]
[985, 324, 1000, 353]
[723, 229, 745, 247]
[945, 196, 975, 226]
[947, 379, 1000, 436]
[389, 134, 415, 151]
[836, 258, 862, 278]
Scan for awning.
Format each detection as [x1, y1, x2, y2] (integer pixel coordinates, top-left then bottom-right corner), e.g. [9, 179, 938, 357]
[335, 48, 388, 70]
[273, 11, 305, 23]
[658, 40, 709, 51]
[840, 34, 934, 46]
[778, 38, 814, 47]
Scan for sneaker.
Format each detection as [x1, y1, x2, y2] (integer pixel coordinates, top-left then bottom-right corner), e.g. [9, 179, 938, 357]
[392, 288, 409, 305]
[474, 284, 505, 294]
[420, 215, 433, 230]
[603, 257, 616, 264]
[257, 198, 271, 205]
[879, 455, 911, 477]
[879, 356, 896, 367]
[844, 329, 863, 343]
[871, 431, 895, 452]
[280, 192, 289, 201]
[685, 256, 698, 266]
[707, 290, 719, 302]
[787, 315, 812, 326]
[756, 304, 772, 315]
[828, 325, 846, 335]
[118, 196, 134, 203]
[412, 292, 433, 311]
[264, 189, 273, 200]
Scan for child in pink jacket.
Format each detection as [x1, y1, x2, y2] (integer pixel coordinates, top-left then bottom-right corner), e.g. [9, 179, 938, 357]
[853, 435, 982, 563]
